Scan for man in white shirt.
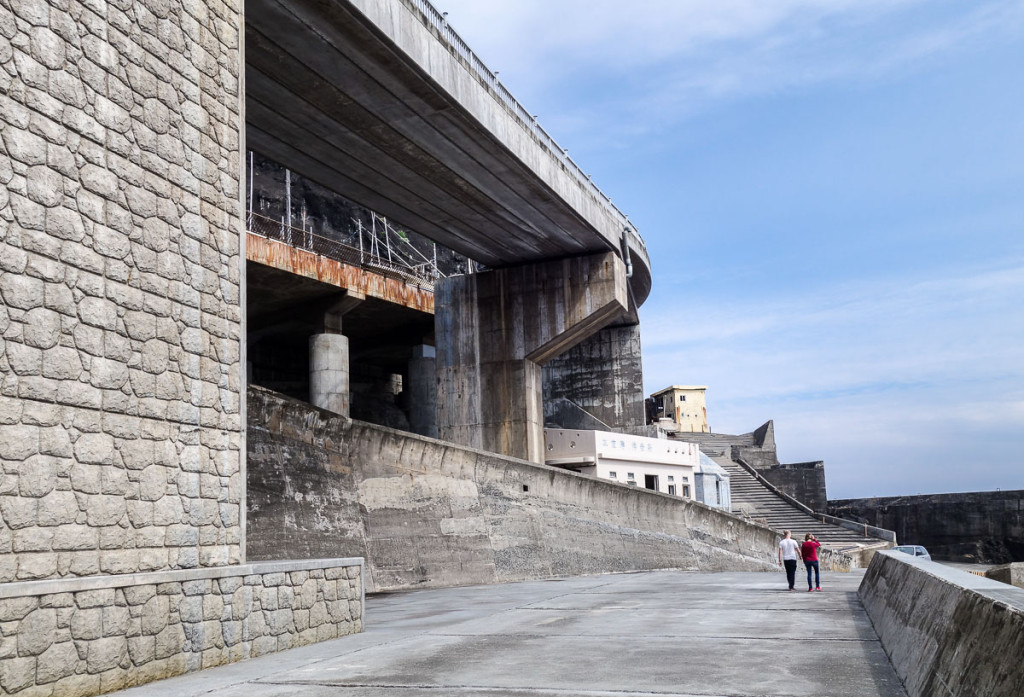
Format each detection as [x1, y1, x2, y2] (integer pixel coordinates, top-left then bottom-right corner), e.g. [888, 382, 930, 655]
[778, 530, 801, 591]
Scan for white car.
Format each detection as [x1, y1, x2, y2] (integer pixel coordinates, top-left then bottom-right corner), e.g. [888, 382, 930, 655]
[892, 545, 931, 561]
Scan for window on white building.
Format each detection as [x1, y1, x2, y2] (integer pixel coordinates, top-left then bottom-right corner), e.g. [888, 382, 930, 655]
[668, 485, 677, 496]
[667, 475, 675, 482]
[608, 471, 617, 479]
[683, 485, 691, 498]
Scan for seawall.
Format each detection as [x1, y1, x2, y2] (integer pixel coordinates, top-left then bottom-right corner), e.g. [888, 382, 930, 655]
[831, 490, 1024, 563]
[246, 386, 810, 591]
[860, 551, 1024, 697]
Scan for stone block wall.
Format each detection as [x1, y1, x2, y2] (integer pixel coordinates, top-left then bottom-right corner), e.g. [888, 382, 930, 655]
[0, 558, 363, 696]
[0, 0, 244, 580]
[247, 386, 792, 593]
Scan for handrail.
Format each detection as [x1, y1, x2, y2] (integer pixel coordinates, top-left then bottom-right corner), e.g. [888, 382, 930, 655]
[246, 212, 435, 292]
[732, 455, 897, 544]
[402, 0, 646, 253]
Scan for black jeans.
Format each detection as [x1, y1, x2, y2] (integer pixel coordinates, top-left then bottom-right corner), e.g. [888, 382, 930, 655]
[805, 560, 820, 589]
[784, 559, 798, 589]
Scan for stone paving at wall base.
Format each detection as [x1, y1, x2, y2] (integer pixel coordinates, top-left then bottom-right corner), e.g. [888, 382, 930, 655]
[107, 569, 906, 697]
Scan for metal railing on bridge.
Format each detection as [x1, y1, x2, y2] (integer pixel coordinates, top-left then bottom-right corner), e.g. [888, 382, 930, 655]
[246, 211, 438, 292]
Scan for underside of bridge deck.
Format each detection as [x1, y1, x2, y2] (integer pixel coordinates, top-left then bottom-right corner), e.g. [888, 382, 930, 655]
[244, 0, 650, 306]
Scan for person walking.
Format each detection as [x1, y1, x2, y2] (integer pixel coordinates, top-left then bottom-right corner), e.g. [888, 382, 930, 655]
[802, 533, 822, 591]
[778, 530, 801, 591]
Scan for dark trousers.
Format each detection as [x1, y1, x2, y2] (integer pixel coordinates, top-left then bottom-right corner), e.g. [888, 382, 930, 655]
[805, 560, 820, 589]
[784, 559, 798, 589]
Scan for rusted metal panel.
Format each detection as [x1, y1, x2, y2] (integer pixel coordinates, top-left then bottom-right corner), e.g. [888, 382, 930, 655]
[247, 233, 435, 313]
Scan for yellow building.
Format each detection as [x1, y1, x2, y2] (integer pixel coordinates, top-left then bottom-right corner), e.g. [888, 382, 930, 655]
[651, 385, 709, 433]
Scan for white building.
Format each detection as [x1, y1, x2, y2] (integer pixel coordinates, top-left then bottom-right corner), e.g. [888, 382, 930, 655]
[544, 429, 700, 499]
[694, 453, 732, 511]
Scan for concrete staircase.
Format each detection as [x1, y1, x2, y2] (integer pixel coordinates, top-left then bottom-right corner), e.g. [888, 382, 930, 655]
[704, 451, 885, 550]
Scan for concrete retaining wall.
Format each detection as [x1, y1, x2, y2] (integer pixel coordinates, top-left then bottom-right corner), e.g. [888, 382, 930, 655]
[759, 461, 827, 513]
[859, 550, 1024, 697]
[831, 490, 1024, 563]
[247, 386, 790, 592]
[0, 557, 363, 696]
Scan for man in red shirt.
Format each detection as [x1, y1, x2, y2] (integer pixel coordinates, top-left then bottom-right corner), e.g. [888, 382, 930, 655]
[802, 533, 822, 591]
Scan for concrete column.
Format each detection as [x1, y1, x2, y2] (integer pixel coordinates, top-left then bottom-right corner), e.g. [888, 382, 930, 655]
[436, 252, 628, 462]
[407, 345, 437, 438]
[542, 324, 646, 432]
[309, 333, 350, 416]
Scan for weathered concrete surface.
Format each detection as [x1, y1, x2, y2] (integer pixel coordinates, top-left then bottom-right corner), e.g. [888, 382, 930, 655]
[987, 562, 1024, 589]
[672, 422, 829, 513]
[831, 490, 1024, 563]
[543, 324, 646, 432]
[406, 344, 436, 438]
[860, 550, 1024, 697]
[104, 569, 905, 697]
[247, 234, 434, 312]
[245, 0, 652, 306]
[436, 252, 628, 462]
[761, 460, 828, 513]
[246, 386, 791, 593]
[309, 332, 349, 416]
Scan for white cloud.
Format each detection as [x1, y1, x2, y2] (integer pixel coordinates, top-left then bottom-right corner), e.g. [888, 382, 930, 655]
[437, 0, 1024, 137]
[639, 260, 1024, 497]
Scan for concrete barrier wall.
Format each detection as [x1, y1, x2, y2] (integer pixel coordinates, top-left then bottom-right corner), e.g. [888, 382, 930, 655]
[246, 387, 794, 591]
[0, 557, 363, 696]
[830, 490, 1024, 563]
[859, 551, 1024, 697]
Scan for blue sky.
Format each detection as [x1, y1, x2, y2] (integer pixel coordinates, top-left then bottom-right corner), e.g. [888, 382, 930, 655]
[438, 0, 1024, 499]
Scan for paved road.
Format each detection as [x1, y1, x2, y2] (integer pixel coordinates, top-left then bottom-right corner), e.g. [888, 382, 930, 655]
[113, 569, 906, 697]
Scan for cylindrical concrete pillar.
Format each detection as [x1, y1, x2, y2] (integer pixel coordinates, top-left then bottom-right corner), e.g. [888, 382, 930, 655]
[407, 344, 437, 438]
[309, 333, 349, 416]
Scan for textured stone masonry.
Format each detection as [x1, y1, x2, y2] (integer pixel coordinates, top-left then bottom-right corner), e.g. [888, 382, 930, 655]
[0, 559, 363, 696]
[0, 0, 244, 580]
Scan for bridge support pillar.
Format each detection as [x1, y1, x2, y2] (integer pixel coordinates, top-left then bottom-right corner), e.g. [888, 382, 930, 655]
[407, 345, 437, 438]
[542, 324, 646, 432]
[310, 334, 350, 416]
[309, 294, 362, 417]
[436, 252, 628, 462]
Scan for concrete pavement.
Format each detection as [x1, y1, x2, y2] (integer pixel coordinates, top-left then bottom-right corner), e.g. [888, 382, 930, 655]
[111, 568, 906, 697]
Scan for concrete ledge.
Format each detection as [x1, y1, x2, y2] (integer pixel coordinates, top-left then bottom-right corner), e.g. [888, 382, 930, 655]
[0, 558, 364, 600]
[0, 558, 364, 696]
[859, 551, 1024, 697]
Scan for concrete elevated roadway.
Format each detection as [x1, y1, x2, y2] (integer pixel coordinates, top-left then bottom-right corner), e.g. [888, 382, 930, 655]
[109, 570, 905, 697]
[245, 0, 655, 459]
[245, 0, 651, 304]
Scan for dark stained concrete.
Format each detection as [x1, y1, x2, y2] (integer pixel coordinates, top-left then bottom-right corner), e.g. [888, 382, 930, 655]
[246, 386, 782, 592]
[244, 0, 651, 307]
[107, 569, 906, 697]
[831, 490, 1024, 563]
[436, 252, 628, 461]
